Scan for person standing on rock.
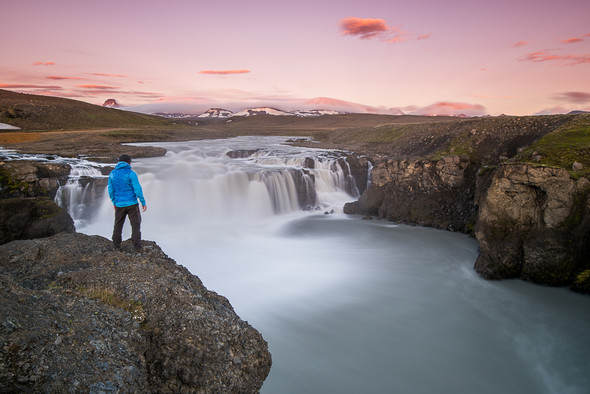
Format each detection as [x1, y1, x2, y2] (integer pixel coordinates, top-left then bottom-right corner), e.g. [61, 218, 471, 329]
[108, 154, 147, 251]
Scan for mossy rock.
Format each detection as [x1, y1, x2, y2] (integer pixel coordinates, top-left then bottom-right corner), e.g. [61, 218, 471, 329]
[571, 270, 590, 294]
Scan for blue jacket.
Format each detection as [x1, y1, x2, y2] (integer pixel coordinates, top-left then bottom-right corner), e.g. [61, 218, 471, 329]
[108, 161, 146, 207]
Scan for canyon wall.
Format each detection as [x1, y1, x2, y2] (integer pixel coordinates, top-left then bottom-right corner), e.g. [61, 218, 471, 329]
[345, 157, 590, 293]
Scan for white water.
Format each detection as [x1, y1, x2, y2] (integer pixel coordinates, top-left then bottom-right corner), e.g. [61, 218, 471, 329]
[53, 136, 589, 394]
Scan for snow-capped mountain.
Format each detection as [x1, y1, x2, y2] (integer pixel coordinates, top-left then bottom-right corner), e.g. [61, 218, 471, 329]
[152, 112, 198, 119]
[102, 98, 120, 108]
[231, 107, 293, 117]
[290, 109, 344, 117]
[192, 107, 346, 118]
[197, 108, 234, 118]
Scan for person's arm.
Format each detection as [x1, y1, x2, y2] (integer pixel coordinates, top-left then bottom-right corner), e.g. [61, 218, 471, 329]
[130, 171, 147, 209]
[108, 174, 116, 207]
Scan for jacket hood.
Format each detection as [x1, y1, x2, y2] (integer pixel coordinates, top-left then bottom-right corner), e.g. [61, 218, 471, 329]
[115, 161, 131, 170]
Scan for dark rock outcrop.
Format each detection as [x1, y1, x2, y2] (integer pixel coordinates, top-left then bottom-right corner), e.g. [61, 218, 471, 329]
[0, 197, 75, 244]
[0, 160, 71, 199]
[0, 161, 75, 244]
[0, 233, 272, 392]
[474, 164, 590, 289]
[345, 155, 477, 232]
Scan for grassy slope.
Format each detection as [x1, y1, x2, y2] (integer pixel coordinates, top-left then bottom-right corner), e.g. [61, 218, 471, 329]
[0, 89, 174, 131]
[512, 114, 590, 178]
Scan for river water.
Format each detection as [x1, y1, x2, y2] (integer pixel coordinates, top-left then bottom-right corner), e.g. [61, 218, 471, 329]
[50, 136, 589, 393]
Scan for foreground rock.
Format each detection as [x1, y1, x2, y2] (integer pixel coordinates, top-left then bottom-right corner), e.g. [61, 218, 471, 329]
[0, 233, 271, 392]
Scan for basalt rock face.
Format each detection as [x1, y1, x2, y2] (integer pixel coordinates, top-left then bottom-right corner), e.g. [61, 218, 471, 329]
[344, 156, 590, 292]
[0, 161, 75, 244]
[344, 155, 477, 232]
[474, 164, 590, 290]
[0, 197, 75, 244]
[0, 160, 71, 199]
[0, 233, 272, 392]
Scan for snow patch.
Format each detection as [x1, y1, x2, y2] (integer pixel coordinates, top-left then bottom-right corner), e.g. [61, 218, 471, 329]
[0, 123, 20, 130]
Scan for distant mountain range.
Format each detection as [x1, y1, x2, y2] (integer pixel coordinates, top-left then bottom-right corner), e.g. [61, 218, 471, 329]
[147, 106, 348, 119]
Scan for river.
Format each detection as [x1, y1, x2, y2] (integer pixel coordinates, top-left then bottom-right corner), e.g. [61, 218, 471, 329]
[56, 136, 589, 394]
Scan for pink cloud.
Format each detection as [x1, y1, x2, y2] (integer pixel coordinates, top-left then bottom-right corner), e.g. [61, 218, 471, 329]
[512, 41, 530, 47]
[75, 84, 119, 89]
[47, 76, 85, 80]
[340, 17, 390, 40]
[199, 70, 251, 75]
[0, 84, 62, 89]
[555, 91, 590, 103]
[522, 50, 590, 65]
[32, 61, 55, 66]
[87, 73, 129, 77]
[561, 37, 583, 44]
[339, 17, 426, 43]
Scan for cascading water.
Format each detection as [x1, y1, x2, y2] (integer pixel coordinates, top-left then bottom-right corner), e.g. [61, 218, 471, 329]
[54, 163, 108, 227]
[29, 136, 590, 394]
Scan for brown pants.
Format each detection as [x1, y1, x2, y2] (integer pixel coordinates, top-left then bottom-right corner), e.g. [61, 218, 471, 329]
[112, 204, 141, 248]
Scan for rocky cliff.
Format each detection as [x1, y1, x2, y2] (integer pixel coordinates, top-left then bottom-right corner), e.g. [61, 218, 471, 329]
[343, 115, 590, 293]
[1, 160, 74, 245]
[344, 154, 477, 232]
[0, 160, 272, 392]
[474, 164, 590, 291]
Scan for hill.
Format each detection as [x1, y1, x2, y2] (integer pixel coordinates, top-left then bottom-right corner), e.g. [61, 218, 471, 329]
[0, 89, 175, 131]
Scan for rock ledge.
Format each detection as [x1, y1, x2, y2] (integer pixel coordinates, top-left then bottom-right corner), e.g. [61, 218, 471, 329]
[0, 233, 271, 393]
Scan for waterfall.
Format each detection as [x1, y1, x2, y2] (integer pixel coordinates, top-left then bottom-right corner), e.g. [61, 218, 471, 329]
[58, 136, 367, 228]
[54, 162, 109, 227]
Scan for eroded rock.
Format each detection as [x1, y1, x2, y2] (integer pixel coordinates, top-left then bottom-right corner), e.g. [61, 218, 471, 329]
[474, 164, 590, 288]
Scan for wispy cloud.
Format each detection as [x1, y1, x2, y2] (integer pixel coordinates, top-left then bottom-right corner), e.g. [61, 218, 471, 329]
[199, 70, 251, 75]
[32, 61, 55, 66]
[555, 91, 590, 103]
[561, 37, 584, 44]
[86, 73, 129, 77]
[339, 17, 427, 44]
[522, 50, 590, 65]
[0, 83, 62, 89]
[47, 76, 85, 80]
[75, 84, 120, 89]
[512, 41, 530, 48]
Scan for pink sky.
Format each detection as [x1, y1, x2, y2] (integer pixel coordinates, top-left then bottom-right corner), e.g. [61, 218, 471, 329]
[1, 0, 589, 116]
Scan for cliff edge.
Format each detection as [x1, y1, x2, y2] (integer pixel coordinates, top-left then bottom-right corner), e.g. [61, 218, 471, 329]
[0, 161, 271, 392]
[0, 234, 271, 392]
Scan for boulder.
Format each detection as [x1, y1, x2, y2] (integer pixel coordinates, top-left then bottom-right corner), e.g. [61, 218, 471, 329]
[0, 197, 75, 244]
